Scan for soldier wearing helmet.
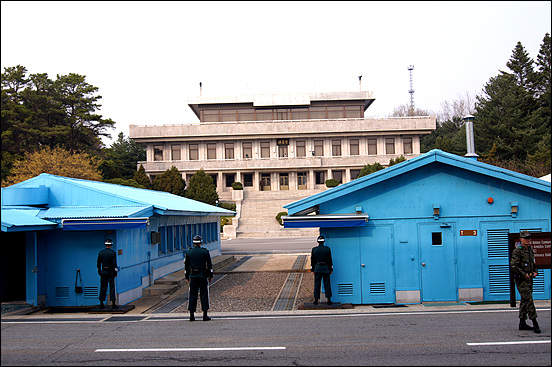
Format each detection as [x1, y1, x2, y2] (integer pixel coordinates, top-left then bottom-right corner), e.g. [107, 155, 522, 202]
[311, 235, 333, 305]
[97, 239, 118, 309]
[184, 235, 214, 321]
[510, 230, 541, 333]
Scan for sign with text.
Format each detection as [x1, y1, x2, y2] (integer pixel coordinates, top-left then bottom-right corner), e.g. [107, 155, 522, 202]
[277, 138, 289, 146]
[460, 230, 477, 236]
[508, 232, 551, 269]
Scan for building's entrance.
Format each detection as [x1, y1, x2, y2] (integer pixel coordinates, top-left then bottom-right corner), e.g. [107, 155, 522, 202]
[0, 232, 26, 302]
[43, 231, 109, 307]
[260, 174, 271, 191]
[419, 223, 457, 302]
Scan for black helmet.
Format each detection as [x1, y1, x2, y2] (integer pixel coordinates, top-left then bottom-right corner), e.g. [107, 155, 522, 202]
[104, 239, 113, 246]
[193, 235, 202, 245]
[317, 235, 325, 244]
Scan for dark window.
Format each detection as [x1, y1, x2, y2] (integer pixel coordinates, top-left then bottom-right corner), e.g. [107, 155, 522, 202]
[350, 139, 359, 155]
[332, 140, 342, 156]
[385, 138, 395, 155]
[314, 140, 324, 156]
[225, 173, 235, 187]
[432, 232, 442, 246]
[315, 171, 325, 184]
[243, 142, 252, 159]
[225, 143, 234, 159]
[189, 144, 199, 160]
[403, 137, 413, 154]
[171, 145, 181, 161]
[368, 138, 377, 155]
[207, 143, 216, 160]
[243, 173, 253, 187]
[296, 141, 306, 157]
[260, 141, 270, 158]
[154, 145, 163, 161]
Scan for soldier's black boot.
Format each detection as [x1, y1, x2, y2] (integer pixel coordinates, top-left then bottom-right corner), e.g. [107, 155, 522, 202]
[313, 298, 319, 305]
[111, 302, 118, 309]
[99, 301, 105, 309]
[531, 318, 541, 334]
[519, 319, 533, 330]
[189, 312, 195, 322]
[327, 297, 332, 305]
[203, 311, 211, 321]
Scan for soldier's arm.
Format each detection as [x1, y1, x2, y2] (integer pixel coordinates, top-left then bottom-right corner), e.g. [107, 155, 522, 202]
[510, 248, 525, 278]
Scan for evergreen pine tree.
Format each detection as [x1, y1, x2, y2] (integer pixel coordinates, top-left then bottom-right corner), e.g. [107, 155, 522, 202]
[185, 169, 219, 206]
[133, 164, 152, 189]
[152, 166, 185, 196]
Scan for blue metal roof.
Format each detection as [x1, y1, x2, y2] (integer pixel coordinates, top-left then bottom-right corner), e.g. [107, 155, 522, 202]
[40, 205, 154, 219]
[3, 173, 234, 216]
[1, 208, 58, 232]
[284, 149, 551, 216]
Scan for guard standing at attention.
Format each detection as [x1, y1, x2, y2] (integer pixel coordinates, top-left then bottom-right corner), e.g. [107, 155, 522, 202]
[510, 230, 541, 333]
[185, 235, 213, 321]
[311, 235, 333, 305]
[97, 239, 118, 309]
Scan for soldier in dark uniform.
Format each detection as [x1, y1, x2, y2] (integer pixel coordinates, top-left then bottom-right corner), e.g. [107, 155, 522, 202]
[185, 235, 213, 321]
[97, 239, 118, 309]
[311, 235, 333, 305]
[510, 230, 540, 333]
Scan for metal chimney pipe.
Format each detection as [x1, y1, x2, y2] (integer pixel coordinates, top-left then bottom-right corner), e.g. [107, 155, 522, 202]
[463, 115, 479, 160]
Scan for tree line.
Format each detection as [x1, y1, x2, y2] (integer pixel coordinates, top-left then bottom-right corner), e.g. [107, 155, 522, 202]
[2, 33, 550, 200]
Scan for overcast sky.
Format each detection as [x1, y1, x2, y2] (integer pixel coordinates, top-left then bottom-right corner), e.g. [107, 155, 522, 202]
[2, 1, 551, 145]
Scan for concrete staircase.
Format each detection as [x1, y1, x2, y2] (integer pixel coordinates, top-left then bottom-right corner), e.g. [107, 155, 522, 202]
[236, 190, 320, 238]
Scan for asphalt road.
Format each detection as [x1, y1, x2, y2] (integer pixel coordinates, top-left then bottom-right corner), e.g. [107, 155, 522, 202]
[221, 236, 316, 254]
[2, 305, 550, 365]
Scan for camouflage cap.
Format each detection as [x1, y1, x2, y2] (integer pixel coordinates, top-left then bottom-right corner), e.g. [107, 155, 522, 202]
[520, 230, 532, 239]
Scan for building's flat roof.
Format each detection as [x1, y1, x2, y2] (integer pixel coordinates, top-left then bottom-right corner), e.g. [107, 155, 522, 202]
[187, 91, 376, 119]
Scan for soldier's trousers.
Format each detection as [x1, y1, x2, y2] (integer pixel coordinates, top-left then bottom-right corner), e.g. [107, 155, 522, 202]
[99, 275, 116, 302]
[188, 277, 209, 312]
[515, 279, 537, 320]
[314, 272, 332, 299]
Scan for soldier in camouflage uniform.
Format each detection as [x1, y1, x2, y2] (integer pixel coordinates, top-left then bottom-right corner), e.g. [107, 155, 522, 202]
[510, 230, 541, 333]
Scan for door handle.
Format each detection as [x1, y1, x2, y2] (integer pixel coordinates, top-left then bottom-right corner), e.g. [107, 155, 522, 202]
[361, 264, 365, 267]
[422, 262, 426, 267]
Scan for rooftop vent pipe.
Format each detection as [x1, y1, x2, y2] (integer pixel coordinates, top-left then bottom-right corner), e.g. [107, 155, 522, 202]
[463, 115, 479, 160]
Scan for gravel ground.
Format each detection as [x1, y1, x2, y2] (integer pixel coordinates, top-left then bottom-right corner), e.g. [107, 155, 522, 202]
[173, 271, 315, 313]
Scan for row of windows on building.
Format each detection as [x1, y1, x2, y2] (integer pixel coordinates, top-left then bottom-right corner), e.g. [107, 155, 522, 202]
[179, 170, 360, 191]
[157, 222, 218, 255]
[154, 137, 413, 161]
[200, 105, 364, 122]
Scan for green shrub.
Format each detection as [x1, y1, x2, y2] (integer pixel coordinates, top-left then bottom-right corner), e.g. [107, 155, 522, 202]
[231, 181, 243, 190]
[276, 211, 287, 226]
[325, 178, 340, 187]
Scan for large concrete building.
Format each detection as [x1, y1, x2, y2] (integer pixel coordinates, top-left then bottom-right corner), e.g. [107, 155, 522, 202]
[129, 91, 436, 238]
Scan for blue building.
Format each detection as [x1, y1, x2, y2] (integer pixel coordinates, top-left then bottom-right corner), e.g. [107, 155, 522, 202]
[1, 173, 233, 307]
[283, 150, 551, 305]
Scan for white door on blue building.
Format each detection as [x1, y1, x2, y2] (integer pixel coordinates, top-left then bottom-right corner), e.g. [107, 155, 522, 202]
[419, 223, 457, 302]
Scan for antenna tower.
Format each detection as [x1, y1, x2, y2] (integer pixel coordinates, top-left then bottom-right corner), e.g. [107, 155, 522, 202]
[408, 65, 415, 113]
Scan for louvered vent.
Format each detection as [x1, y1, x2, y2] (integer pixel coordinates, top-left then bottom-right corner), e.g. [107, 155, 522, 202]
[55, 287, 69, 299]
[337, 284, 354, 296]
[84, 287, 99, 299]
[370, 282, 386, 294]
[487, 229, 509, 258]
[488, 265, 509, 294]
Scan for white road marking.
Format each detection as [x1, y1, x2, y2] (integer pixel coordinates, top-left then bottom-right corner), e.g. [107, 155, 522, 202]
[467, 340, 550, 346]
[95, 346, 286, 352]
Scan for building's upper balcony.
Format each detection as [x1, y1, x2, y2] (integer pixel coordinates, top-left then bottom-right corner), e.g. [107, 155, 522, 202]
[129, 116, 436, 142]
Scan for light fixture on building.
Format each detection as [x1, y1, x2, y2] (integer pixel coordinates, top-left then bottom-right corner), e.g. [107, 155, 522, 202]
[355, 206, 363, 214]
[433, 203, 440, 219]
[510, 202, 518, 217]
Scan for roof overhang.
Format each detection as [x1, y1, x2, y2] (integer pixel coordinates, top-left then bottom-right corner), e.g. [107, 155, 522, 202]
[282, 213, 369, 228]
